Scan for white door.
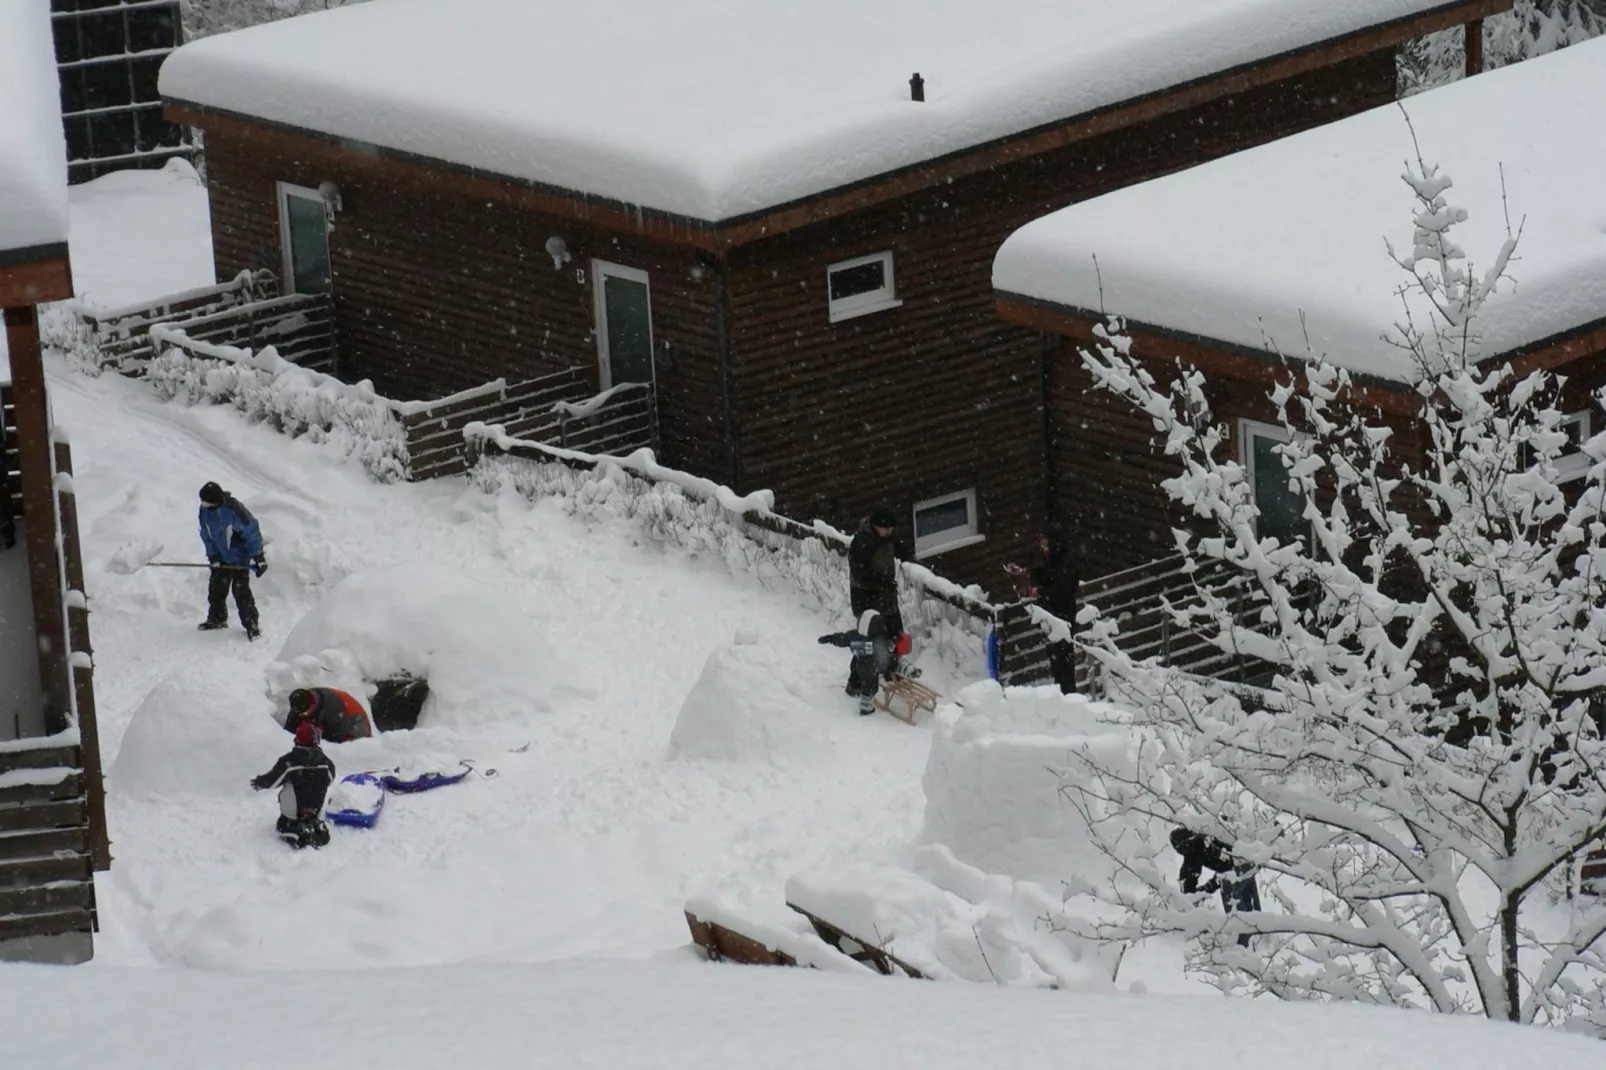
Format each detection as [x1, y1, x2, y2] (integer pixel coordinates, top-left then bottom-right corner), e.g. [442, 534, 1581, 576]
[592, 260, 654, 390]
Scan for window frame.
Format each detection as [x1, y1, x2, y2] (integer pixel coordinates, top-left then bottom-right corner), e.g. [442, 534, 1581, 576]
[591, 259, 656, 391]
[912, 488, 983, 559]
[275, 181, 332, 295]
[1527, 410, 1593, 483]
[826, 250, 902, 324]
[1238, 418, 1310, 547]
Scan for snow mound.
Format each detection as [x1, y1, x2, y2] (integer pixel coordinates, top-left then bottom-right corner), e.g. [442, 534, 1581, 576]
[667, 633, 832, 764]
[262, 647, 370, 725]
[919, 681, 1136, 886]
[111, 667, 285, 798]
[272, 563, 577, 726]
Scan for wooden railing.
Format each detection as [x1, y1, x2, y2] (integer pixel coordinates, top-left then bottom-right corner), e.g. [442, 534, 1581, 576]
[1075, 552, 1292, 694]
[1, 385, 17, 527]
[143, 292, 337, 374]
[74, 269, 277, 370]
[402, 372, 656, 481]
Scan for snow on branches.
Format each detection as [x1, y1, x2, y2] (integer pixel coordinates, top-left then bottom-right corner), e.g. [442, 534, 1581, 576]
[1054, 154, 1606, 1031]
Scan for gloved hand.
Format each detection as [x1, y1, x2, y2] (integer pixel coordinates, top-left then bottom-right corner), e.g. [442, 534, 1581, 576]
[207, 555, 221, 567]
[250, 554, 267, 577]
[250, 776, 268, 791]
[817, 635, 831, 644]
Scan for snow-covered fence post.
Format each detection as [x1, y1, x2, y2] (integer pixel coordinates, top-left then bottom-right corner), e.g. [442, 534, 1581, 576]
[1051, 155, 1606, 1032]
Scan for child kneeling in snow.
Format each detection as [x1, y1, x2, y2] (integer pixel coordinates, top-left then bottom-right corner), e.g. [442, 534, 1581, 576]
[818, 610, 895, 716]
[252, 721, 335, 849]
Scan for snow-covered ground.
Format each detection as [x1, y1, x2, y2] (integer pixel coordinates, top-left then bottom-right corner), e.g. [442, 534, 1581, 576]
[5, 167, 1601, 1068]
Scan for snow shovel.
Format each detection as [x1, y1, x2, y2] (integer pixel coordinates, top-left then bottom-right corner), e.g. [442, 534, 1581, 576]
[106, 540, 245, 574]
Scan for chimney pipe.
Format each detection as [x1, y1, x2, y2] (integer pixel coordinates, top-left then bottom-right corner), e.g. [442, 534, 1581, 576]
[909, 72, 925, 102]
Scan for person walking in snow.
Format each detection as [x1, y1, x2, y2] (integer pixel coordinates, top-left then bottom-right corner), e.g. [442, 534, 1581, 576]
[284, 687, 373, 743]
[1170, 827, 1260, 947]
[819, 609, 896, 716]
[848, 505, 903, 682]
[251, 720, 335, 849]
[197, 481, 266, 640]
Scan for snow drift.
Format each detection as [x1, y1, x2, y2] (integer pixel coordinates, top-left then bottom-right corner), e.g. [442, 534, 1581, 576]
[111, 666, 287, 797]
[667, 631, 833, 764]
[920, 681, 1136, 886]
[271, 563, 579, 726]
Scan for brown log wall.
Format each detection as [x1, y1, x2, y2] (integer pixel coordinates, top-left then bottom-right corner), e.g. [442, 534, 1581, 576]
[201, 128, 726, 478]
[727, 50, 1398, 592]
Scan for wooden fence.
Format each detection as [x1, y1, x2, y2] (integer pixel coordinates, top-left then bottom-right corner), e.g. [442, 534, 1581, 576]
[401, 371, 656, 481]
[1, 386, 17, 526]
[74, 269, 277, 369]
[0, 741, 98, 959]
[138, 293, 338, 374]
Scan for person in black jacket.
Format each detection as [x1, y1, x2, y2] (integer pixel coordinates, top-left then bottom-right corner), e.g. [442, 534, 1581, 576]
[819, 610, 896, 716]
[1034, 527, 1080, 694]
[1170, 828, 1260, 946]
[847, 504, 902, 684]
[252, 721, 335, 849]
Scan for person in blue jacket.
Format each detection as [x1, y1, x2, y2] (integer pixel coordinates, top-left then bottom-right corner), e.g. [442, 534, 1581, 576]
[197, 481, 266, 639]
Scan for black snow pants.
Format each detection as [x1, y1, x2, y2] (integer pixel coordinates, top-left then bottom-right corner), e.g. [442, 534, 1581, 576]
[207, 566, 259, 632]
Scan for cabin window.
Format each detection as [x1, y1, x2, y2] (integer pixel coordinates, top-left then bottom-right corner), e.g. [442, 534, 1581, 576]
[827, 251, 901, 323]
[913, 489, 982, 559]
[593, 260, 656, 390]
[275, 183, 332, 295]
[1240, 420, 1308, 549]
[1520, 411, 1591, 482]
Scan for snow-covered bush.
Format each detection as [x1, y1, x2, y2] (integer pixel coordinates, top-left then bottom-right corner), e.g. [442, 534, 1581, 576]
[1401, 0, 1605, 94]
[146, 333, 410, 482]
[470, 444, 989, 667]
[1051, 153, 1606, 1030]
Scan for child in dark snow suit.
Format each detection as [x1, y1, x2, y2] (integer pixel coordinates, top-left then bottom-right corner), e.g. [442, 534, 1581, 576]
[818, 610, 895, 716]
[252, 721, 335, 849]
[1170, 828, 1261, 947]
[284, 687, 374, 743]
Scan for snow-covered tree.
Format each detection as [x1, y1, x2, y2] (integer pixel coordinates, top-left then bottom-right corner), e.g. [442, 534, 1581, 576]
[1401, 0, 1606, 94]
[1046, 150, 1606, 1032]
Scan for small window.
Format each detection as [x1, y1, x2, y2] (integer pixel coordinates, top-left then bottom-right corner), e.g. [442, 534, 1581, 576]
[827, 251, 901, 323]
[1521, 411, 1591, 482]
[913, 489, 982, 559]
[1240, 419, 1308, 549]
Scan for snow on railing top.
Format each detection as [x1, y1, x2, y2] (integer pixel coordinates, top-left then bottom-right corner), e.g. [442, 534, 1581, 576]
[389, 378, 510, 418]
[550, 381, 650, 419]
[67, 269, 264, 324]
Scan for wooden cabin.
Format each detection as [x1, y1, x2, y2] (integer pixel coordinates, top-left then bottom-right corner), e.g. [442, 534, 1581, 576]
[1, 1, 110, 965]
[993, 36, 1606, 585]
[159, 0, 1503, 594]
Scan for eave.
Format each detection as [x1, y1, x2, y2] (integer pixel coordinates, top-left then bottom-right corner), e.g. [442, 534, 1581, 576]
[0, 245, 74, 307]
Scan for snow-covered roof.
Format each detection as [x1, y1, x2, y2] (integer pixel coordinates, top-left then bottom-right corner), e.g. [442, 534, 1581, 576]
[0, 1, 70, 260]
[993, 38, 1606, 384]
[160, 0, 1467, 225]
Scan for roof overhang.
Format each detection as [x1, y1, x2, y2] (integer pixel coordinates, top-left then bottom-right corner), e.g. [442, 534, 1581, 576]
[998, 291, 1606, 419]
[167, 0, 1508, 252]
[0, 244, 74, 308]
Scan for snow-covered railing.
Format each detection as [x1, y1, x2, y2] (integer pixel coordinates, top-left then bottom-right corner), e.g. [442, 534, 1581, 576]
[464, 422, 996, 665]
[1, 384, 18, 528]
[401, 372, 655, 481]
[124, 290, 335, 375]
[52, 268, 279, 370]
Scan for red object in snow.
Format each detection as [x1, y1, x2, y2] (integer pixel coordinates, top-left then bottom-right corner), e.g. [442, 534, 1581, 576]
[895, 632, 913, 658]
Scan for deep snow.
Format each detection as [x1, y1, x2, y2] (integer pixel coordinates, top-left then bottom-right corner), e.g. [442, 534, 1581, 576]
[160, 0, 1459, 222]
[992, 36, 1606, 380]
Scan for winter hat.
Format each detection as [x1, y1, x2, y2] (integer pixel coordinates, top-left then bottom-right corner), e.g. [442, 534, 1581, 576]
[857, 609, 887, 639]
[868, 503, 897, 529]
[198, 481, 225, 505]
[293, 721, 321, 747]
[287, 689, 317, 717]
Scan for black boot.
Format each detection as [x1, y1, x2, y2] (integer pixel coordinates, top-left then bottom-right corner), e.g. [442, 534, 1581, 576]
[198, 619, 227, 632]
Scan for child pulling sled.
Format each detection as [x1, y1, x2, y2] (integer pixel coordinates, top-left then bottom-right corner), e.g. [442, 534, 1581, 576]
[252, 721, 335, 849]
[818, 610, 897, 716]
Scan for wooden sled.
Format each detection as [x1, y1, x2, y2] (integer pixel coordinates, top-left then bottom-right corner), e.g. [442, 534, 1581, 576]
[787, 902, 926, 979]
[875, 674, 940, 725]
[685, 910, 800, 967]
